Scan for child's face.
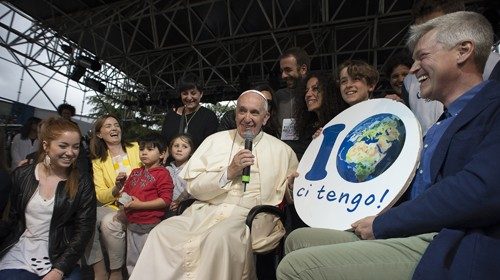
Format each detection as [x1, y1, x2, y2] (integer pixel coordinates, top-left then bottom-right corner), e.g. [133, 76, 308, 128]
[139, 144, 165, 168]
[171, 138, 192, 163]
[339, 67, 373, 106]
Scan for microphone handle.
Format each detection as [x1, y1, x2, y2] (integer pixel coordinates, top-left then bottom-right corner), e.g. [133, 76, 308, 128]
[244, 138, 253, 152]
[242, 138, 252, 184]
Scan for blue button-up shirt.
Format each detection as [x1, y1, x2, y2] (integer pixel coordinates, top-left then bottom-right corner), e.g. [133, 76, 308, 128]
[409, 81, 490, 200]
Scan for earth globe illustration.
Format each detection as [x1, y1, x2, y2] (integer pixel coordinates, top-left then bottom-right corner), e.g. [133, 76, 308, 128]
[337, 113, 406, 183]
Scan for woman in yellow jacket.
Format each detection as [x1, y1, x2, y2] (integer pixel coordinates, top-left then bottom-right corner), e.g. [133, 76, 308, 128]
[87, 114, 141, 280]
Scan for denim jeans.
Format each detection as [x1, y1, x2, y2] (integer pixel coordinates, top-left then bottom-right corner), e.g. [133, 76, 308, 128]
[0, 266, 81, 279]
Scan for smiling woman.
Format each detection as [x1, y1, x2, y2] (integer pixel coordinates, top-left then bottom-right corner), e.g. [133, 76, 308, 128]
[383, 52, 413, 96]
[87, 114, 142, 280]
[160, 74, 219, 153]
[294, 72, 349, 143]
[0, 117, 96, 279]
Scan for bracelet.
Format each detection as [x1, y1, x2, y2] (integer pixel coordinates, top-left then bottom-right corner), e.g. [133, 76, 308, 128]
[52, 269, 64, 277]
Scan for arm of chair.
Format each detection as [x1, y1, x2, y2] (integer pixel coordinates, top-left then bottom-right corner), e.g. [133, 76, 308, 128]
[245, 205, 285, 231]
[176, 198, 197, 215]
[246, 204, 287, 257]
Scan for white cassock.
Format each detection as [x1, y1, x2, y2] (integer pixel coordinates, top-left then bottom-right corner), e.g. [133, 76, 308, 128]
[130, 130, 298, 280]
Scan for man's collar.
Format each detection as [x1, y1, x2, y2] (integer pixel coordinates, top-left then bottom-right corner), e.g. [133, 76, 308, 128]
[235, 129, 264, 145]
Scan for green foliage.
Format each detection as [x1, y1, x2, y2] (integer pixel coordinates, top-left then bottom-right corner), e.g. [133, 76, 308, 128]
[121, 119, 156, 141]
[86, 92, 236, 141]
[87, 93, 162, 140]
[205, 101, 236, 119]
[86, 94, 123, 118]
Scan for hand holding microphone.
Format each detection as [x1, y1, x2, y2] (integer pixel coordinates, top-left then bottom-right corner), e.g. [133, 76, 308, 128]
[242, 130, 254, 185]
[226, 130, 255, 185]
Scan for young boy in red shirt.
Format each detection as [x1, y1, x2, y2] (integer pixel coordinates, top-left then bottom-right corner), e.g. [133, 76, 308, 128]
[119, 133, 173, 275]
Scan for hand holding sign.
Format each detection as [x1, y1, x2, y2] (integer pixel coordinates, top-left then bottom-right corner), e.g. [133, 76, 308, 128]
[351, 215, 376, 240]
[294, 99, 421, 230]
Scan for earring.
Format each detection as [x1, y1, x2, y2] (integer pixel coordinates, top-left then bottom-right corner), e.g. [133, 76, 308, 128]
[43, 153, 51, 167]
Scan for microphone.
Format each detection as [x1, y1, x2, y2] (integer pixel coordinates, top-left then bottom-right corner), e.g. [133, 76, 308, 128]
[242, 130, 254, 187]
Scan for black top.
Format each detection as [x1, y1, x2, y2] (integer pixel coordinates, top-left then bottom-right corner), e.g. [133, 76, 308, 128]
[218, 109, 236, 132]
[161, 106, 219, 149]
[273, 87, 295, 136]
[0, 169, 11, 216]
[0, 164, 96, 275]
[274, 87, 311, 160]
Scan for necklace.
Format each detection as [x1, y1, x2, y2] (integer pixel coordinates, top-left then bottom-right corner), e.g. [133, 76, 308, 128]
[37, 163, 65, 201]
[183, 106, 201, 133]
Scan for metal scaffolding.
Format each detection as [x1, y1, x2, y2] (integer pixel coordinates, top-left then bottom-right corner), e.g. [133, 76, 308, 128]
[0, 0, 489, 116]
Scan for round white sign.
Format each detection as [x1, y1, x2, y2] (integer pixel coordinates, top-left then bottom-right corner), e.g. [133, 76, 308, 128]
[294, 99, 422, 230]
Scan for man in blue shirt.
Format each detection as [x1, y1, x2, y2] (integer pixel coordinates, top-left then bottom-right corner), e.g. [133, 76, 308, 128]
[277, 11, 500, 279]
[402, 0, 500, 135]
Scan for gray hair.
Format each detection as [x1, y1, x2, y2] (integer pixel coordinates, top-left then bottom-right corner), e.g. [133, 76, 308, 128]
[407, 11, 493, 72]
[238, 90, 269, 112]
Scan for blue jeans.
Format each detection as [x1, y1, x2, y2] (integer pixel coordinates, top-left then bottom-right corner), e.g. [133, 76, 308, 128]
[0, 266, 81, 279]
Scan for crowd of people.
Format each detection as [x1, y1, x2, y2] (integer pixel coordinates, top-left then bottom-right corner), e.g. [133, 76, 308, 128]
[1, 0, 500, 279]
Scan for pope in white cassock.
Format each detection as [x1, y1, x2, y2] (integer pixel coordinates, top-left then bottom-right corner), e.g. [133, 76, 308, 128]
[130, 90, 299, 279]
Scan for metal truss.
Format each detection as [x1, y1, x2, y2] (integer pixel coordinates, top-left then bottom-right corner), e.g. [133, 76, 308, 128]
[0, 2, 155, 120]
[2, 0, 487, 116]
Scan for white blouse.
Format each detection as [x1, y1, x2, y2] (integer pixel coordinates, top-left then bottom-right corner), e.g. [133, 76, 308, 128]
[10, 133, 39, 168]
[0, 188, 54, 276]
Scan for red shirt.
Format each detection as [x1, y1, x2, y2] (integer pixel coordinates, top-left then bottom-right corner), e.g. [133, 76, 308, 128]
[123, 166, 173, 224]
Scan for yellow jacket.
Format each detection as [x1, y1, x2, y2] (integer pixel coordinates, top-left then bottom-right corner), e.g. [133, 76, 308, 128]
[92, 142, 141, 208]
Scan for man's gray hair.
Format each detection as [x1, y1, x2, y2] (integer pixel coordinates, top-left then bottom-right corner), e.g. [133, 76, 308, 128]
[407, 11, 493, 72]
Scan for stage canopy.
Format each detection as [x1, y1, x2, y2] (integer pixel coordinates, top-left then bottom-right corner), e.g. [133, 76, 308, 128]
[1, 0, 495, 117]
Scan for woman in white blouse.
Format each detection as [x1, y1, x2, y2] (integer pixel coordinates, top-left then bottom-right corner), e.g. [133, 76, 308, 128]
[10, 117, 42, 168]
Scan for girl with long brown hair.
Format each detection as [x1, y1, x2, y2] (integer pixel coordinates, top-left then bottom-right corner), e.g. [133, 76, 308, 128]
[0, 117, 96, 279]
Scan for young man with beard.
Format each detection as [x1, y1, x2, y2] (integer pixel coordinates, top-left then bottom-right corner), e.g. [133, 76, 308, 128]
[274, 47, 310, 160]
